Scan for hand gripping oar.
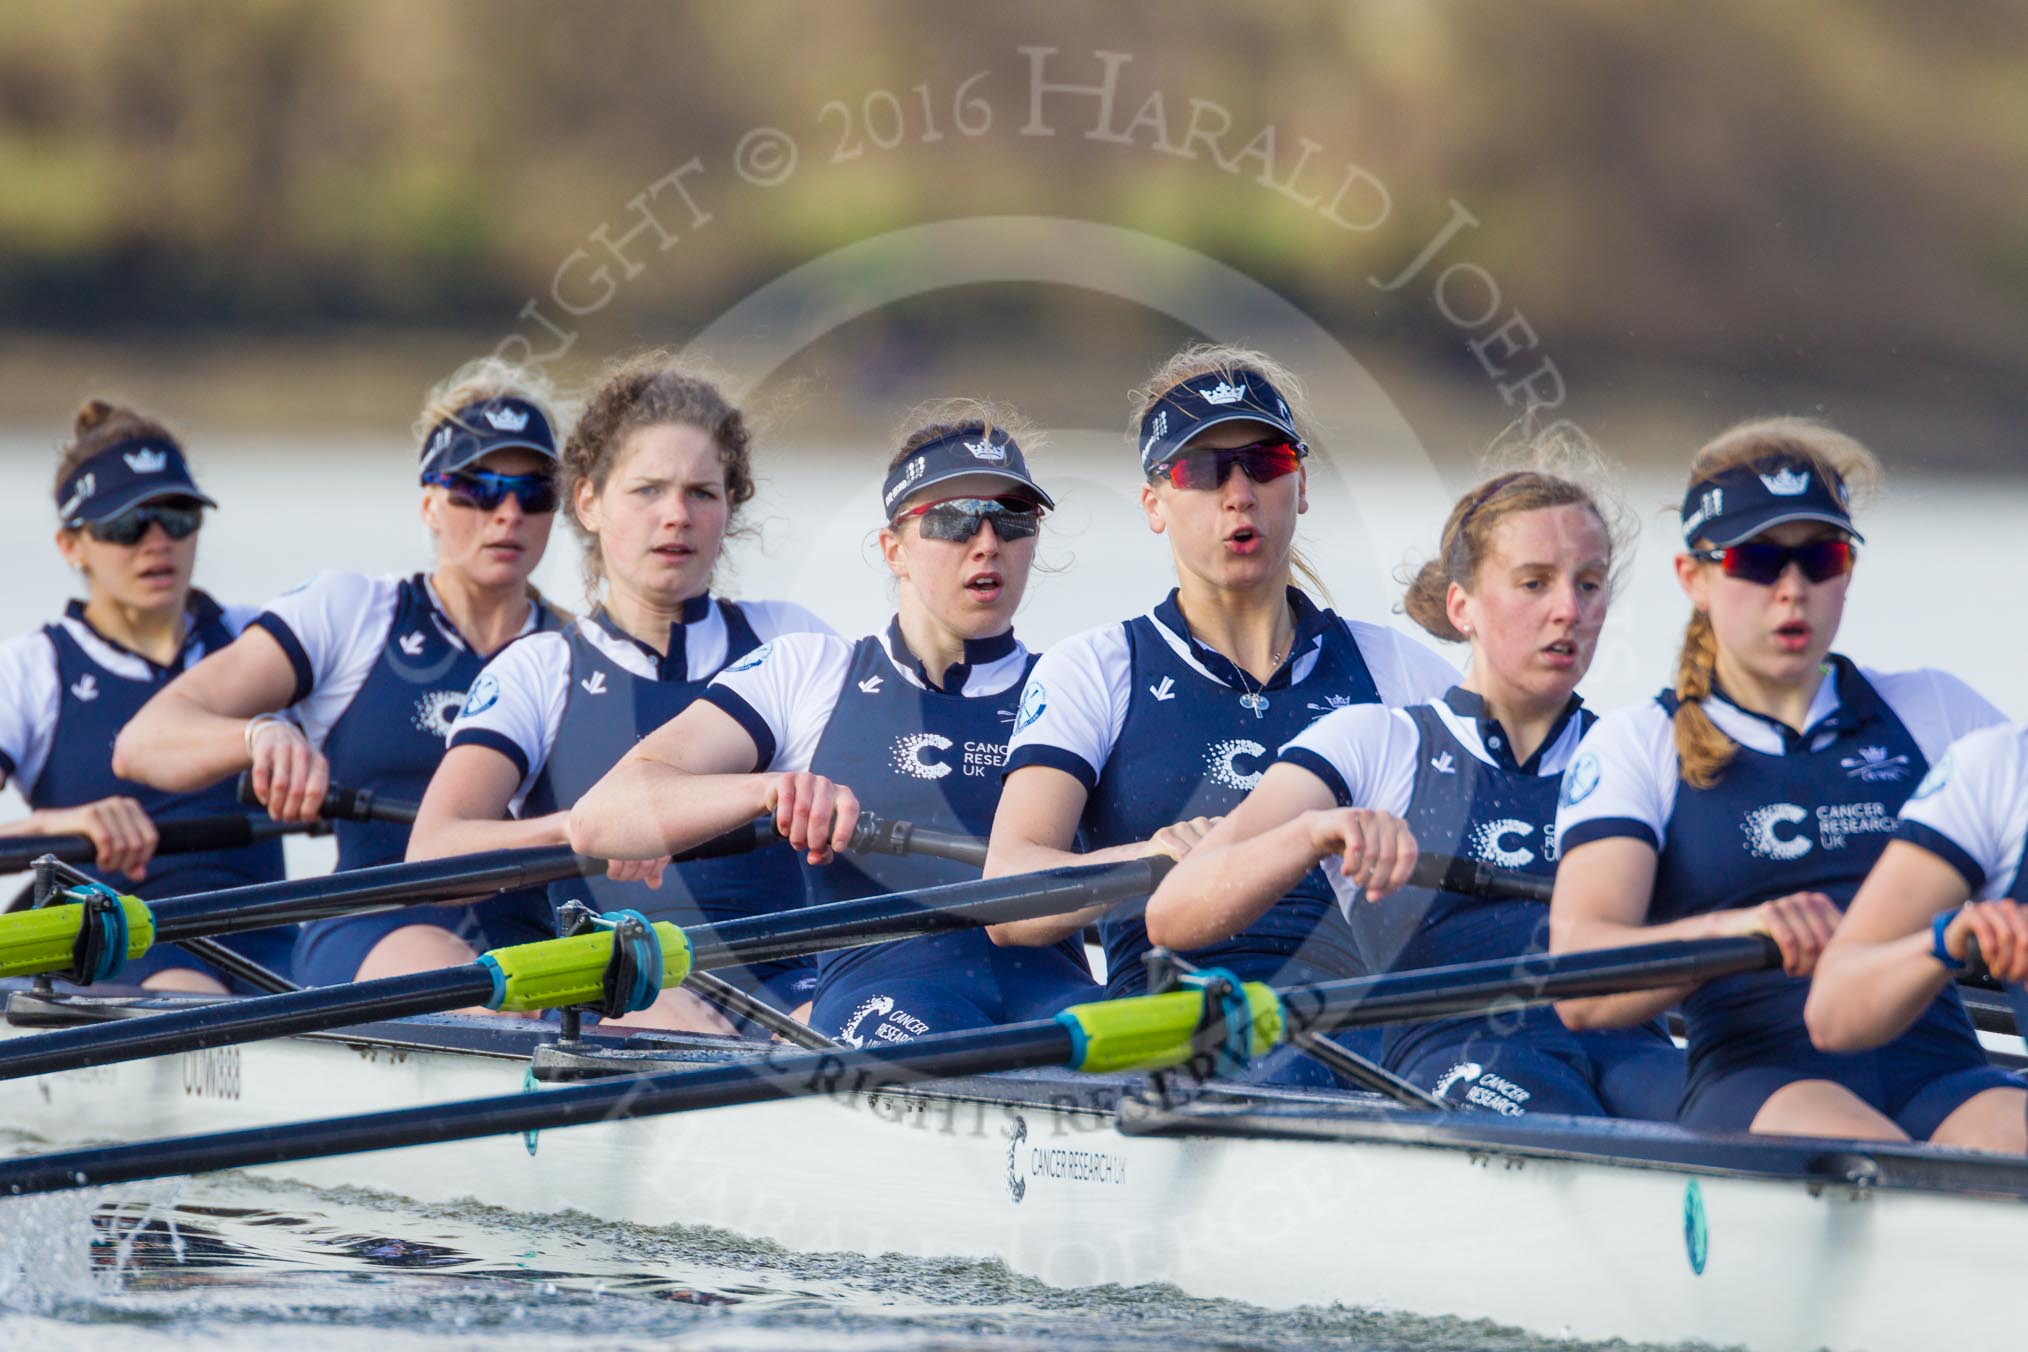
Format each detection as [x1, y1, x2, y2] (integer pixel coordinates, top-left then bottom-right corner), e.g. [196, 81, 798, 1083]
[0, 934, 1778, 1198]
[0, 857, 1170, 1081]
[0, 814, 336, 879]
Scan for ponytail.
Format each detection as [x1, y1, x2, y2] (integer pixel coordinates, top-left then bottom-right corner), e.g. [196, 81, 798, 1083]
[1672, 610, 1736, 788]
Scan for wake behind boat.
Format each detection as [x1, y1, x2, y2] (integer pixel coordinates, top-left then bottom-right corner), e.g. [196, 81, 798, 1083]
[5, 976, 2026, 1352]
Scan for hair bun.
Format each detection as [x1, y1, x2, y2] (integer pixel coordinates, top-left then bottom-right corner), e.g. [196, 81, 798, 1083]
[72, 398, 118, 437]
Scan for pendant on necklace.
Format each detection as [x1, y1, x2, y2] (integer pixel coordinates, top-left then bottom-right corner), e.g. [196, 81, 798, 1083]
[1239, 692, 1269, 717]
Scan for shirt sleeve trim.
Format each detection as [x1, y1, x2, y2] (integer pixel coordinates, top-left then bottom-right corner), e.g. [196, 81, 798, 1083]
[1893, 820, 1987, 895]
[1004, 743, 1098, 790]
[250, 613, 316, 706]
[1277, 747, 1352, 808]
[699, 686, 771, 772]
[447, 728, 532, 783]
[1561, 816, 1660, 853]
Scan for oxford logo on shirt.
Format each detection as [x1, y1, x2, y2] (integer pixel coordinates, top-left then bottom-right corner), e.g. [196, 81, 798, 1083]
[69, 674, 99, 702]
[1839, 745, 1909, 782]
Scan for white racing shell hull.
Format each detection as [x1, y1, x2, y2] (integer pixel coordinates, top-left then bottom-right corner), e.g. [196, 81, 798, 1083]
[2, 1006, 2019, 1352]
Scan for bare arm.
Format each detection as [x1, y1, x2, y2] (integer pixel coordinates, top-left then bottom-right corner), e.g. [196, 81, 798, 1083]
[409, 743, 571, 860]
[1805, 841, 2018, 1052]
[1549, 836, 1836, 1029]
[569, 700, 860, 868]
[982, 764, 1200, 947]
[1145, 763, 1417, 950]
[415, 742, 670, 887]
[112, 627, 330, 821]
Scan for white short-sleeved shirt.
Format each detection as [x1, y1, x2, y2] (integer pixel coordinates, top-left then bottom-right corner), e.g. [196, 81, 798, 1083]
[1557, 663, 2007, 854]
[1895, 722, 2028, 900]
[704, 622, 1031, 775]
[1280, 693, 1590, 919]
[448, 598, 832, 805]
[254, 570, 548, 749]
[0, 597, 259, 795]
[1005, 599, 1458, 787]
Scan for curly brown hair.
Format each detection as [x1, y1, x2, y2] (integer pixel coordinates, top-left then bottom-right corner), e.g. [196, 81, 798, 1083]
[562, 352, 756, 596]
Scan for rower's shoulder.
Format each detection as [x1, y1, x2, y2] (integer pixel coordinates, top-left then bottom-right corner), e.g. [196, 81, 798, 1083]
[259, 568, 402, 620]
[1331, 616, 1459, 701]
[1856, 663, 2001, 721]
[1031, 619, 1131, 672]
[0, 626, 57, 672]
[732, 597, 836, 643]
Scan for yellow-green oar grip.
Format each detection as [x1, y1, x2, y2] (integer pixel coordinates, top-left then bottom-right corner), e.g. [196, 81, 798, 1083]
[0, 894, 154, 980]
[1056, 981, 1284, 1074]
[477, 920, 692, 1013]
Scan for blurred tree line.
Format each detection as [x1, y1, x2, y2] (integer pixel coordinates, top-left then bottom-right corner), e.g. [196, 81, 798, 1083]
[2, 0, 2024, 387]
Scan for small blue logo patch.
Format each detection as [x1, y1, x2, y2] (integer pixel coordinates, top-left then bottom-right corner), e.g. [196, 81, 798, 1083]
[1560, 751, 1601, 808]
[1910, 749, 1954, 802]
[726, 641, 773, 673]
[462, 673, 501, 718]
[1683, 1178, 1709, 1275]
[1016, 680, 1047, 733]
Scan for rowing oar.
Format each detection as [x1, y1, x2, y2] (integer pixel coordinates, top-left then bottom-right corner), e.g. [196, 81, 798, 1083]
[839, 815, 1546, 902]
[0, 814, 334, 879]
[0, 857, 1171, 1081]
[0, 934, 1777, 1197]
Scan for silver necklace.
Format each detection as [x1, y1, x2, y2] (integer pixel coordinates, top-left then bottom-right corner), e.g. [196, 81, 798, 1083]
[1236, 639, 1289, 718]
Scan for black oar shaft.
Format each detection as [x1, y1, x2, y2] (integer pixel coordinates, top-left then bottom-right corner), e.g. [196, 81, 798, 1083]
[0, 815, 320, 875]
[0, 1022, 1072, 1195]
[147, 845, 592, 939]
[144, 818, 779, 941]
[687, 858, 1169, 968]
[0, 968, 491, 1080]
[1283, 936, 1779, 1034]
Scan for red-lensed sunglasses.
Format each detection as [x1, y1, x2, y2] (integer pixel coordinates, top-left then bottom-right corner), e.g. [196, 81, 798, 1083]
[1149, 438, 1304, 491]
[1690, 538, 1856, 585]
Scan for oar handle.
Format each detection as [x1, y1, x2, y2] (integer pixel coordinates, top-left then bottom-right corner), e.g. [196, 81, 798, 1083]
[235, 773, 420, 827]
[847, 812, 988, 868]
[1408, 853, 1554, 903]
[0, 813, 331, 874]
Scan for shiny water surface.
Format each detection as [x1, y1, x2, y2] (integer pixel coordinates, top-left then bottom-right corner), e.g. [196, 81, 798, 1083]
[0, 1165, 1707, 1352]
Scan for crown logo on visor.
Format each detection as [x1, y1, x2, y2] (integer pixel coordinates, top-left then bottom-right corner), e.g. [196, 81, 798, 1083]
[1197, 380, 1248, 406]
[964, 438, 1008, 464]
[484, 405, 530, 433]
[122, 447, 168, 474]
[1759, 467, 1810, 497]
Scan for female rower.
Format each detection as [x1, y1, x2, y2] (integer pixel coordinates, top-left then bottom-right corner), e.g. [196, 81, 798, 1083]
[1805, 723, 2028, 1102]
[568, 406, 1095, 1045]
[1549, 417, 2014, 1144]
[0, 399, 291, 992]
[411, 355, 829, 1032]
[983, 345, 1455, 1081]
[1144, 457, 1684, 1117]
[113, 358, 570, 985]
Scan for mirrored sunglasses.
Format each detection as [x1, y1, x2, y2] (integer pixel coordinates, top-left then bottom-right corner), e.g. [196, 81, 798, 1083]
[425, 469, 559, 515]
[893, 495, 1045, 542]
[85, 503, 204, 546]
